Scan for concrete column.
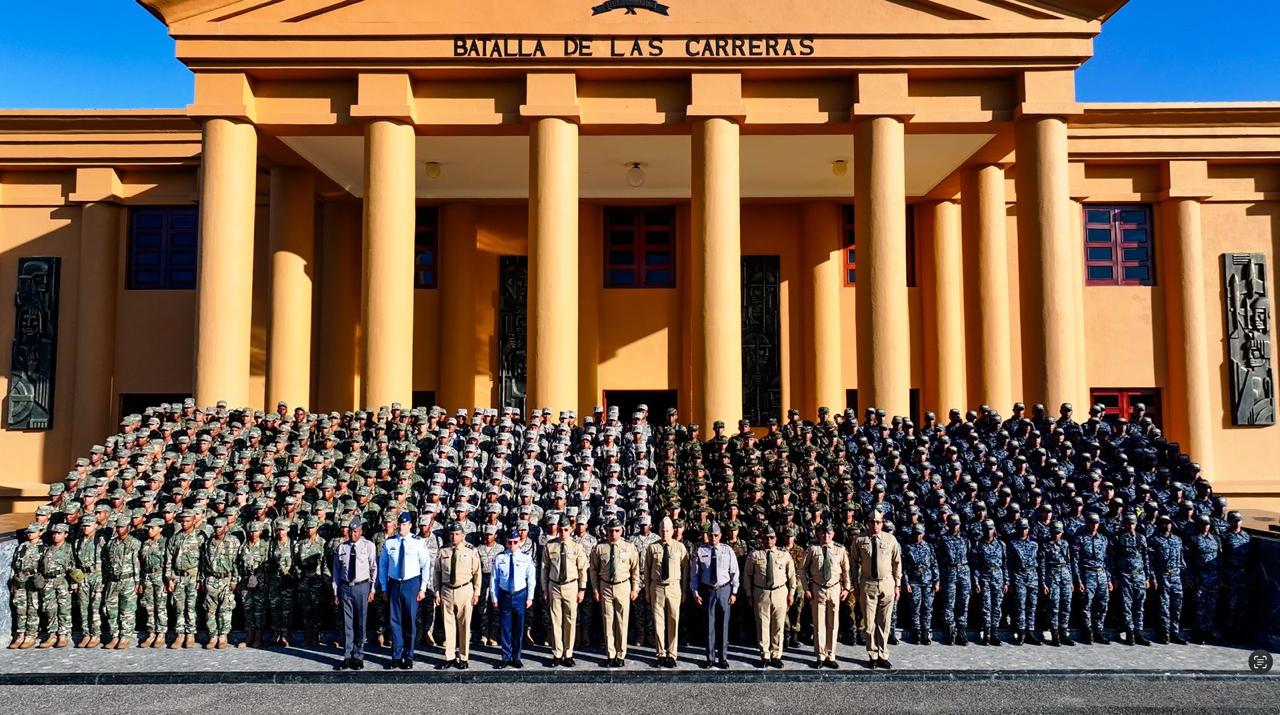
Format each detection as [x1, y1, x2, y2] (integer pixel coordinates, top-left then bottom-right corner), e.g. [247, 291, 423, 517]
[930, 199, 966, 414]
[194, 117, 258, 408]
[71, 201, 121, 454]
[361, 119, 416, 410]
[527, 117, 579, 412]
[1167, 197, 1216, 472]
[1016, 116, 1078, 408]
[692, 117, 743, 428]
[317, 202, 362, 411]
[802, 201, 843, 415]
[854, 116, 910, 417]
[975, 164, 1012, 410]
[266, 167, 316, 411]
[438, 203, 478, 411]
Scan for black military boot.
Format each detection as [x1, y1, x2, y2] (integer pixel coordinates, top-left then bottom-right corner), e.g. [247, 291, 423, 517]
[1120, 630, 1133, 646]
[1080, 628, 1093, 645]
[1155, 629, 1169, 645]
[1059, 629, 1075, 646]
[1026, 629, 1042, 646]
[989, 630, 1001, 647]
[1011, 630, 1024, 646]
[956, 629, 968, 646]
[888, 631, 898, 646]
[942, 629, 954, 646]
[921, 630, 931, 646]
[1170, 630, 1187, 645]
[1094, 629, 1110, 645]
[1049, 630, 1060, 647]
[1135, 631, 1151, 646]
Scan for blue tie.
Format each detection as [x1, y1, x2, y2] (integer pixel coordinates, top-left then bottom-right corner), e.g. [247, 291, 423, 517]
[397, 538, 406, 580]
[507, 553, 515, 592]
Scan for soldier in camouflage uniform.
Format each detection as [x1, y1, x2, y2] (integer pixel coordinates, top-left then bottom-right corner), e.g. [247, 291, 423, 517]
[1219, 511, 1251, 640]
[295, 516, 330, 645]
[201, 516, 241, 648]
[38, 523, 74, 647]
[628, 515, 658, 647]
[72, 519, 104, 648]
[781, 526, 807, 648]
[237, 520, 271, 647]
[972, 520, 1006, 646]
[268, 520, 297, 646]
[138, 517, 169, 647]
[102, 515, 141, 649]
[901, 524, 938, 644]
[936, 514, 970, 646]
[1149, 515, 1187, 644]
[8, 524, 45, 649]
[475, 524, 503, 647]
[1112, 513, 1151, 646]
[164, 510, 205, 648]
[1006, 519, 1041, 645]
[1038, 521, 1075, 646]
[1185, 515, 1221, 643]
[572, 519, 598, 649]
[1072, 513, 1111, 645]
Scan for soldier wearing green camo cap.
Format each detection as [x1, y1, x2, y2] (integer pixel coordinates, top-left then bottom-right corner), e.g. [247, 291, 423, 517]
[267, 519, 297, 646]
[102, 515, 142, 649]
[37, 523, 74, 648]
[8, 524, 45, 649]
[238, 520, 271, 648]
[201, 516, 241, 648]
[138, 518, 169, 647]
[295, 515, 330, 646]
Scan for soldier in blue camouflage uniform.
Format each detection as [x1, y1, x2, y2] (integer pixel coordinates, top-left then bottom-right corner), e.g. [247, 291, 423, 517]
[201, 516, 241, 649]
[1185, 514, 1221, 643]
[1072, 513, 1111, 644]
[1006, 519, 1041, 645]
[238, 520, 272, 647]
[1037, 521, 1075, 646]
[9, 524, 45, 649]
[72, 520, 104, 648]
[102, 515, 141, 649]
[138, 518, 168, 648]
[901, 524, 938, 644]
[1112, 513, 1151, 646]
[936, 514, 970, 646]
[1219, 511, 1251, 640]
[268, 519, 298, 647]
[164, 510, 205, 648]
[972, 520, 1007, 646]
[1149, 515, 1187, 644]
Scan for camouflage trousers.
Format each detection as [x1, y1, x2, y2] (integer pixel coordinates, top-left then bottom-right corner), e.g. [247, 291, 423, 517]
[976, 572, 1004, 631]
[1043, 567, 1073, 632]
[204, 577, 236, 637]
[242, 585, 268, 630]
[268, 577, 295, 634]
[12, 579, 41, 635]
[1116, 572, 1146, 632]
[1221, 569, 1248, 634]
[104, 579, 139, 640]
[299, 576, 329, 633]
[629, 591, 653, 645]
[476, 577, 497, 642]
[415, 587, 436, 641]
[171, 573, 200, 634]
[75, 575, 104, 638]
[1079, 568, 1109, 631]
[1010, 573, 1039, 631]
[141, 577, 168, 634]
[785, 586, 805, 639]
[940, 567, 971, 630]
[1154, 570, 1183, 634]
[906, 580, 935, 636]
[575, 591, 596, 648]
[1190, 570, 1218, 633]
[41, 580, 72, 636]
[370, 590, 387, 637]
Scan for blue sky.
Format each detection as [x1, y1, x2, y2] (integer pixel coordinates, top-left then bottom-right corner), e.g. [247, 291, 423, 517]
[0, 1, 1277, 108]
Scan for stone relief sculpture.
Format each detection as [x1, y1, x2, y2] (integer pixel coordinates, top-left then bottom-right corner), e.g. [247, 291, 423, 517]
[7, 257, 60, 430]
[1223, 253, 1275, 426]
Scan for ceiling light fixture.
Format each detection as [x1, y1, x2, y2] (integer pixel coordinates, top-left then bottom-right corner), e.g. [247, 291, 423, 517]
[831, 159, 849, 177]
[626, 162, 646, 188]
[424, 161, 442, 179]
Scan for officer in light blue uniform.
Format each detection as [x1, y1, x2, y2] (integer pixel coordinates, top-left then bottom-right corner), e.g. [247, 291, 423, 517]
[1006, 519, 1040, 645]
[1072, 513, 1111, 645]
[491, 527, 536, 668]
[378, 511, 431, 669]
[1149, 515, 1187, 644]
[1112, 513, 1151, 646]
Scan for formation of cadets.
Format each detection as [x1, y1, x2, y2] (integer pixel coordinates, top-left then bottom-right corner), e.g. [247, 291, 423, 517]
[6, 397, 1255, 666]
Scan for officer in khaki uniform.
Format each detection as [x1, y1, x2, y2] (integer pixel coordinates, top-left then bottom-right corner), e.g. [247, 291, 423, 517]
[644, 516, 689, 668]
[744, 526, 796, 668]
[851, 511, 902, 669]
[434, 521, 481, 669]
[588, 519, 639, 667]
[539, 515, 588, 666]
[801, 522, 849, 668]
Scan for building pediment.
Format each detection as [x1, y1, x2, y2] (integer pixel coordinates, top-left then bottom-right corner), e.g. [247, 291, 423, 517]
[140, 0, 1129, 69]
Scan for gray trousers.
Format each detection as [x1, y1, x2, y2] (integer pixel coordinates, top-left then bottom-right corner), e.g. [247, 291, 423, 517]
[339, 581, 371, 660]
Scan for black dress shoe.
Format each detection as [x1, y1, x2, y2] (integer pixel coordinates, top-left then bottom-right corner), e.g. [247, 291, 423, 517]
[877, 658, 892, 669]
[333, 658, 350, 671]
[402, 658, 414, 669]
[496, 660, 509, 669]
[511, 659, 524, 669]
[458, 660, 468, 669]
[715, 659, 729, 669]
[769, 658, 783, 669]
[550, 657, 562, 667]
[757, 659, 768, 669]
[812, 659, 823, 669]
[824, 658, 839, 669]
[353, 659, 364, 670]
[864, 658, 877, 669]
[563, 657, 575, 668]
[888, 633, 899, 645]
[616, 658, 626, 667]
[383, 660, 397, 670]
[435, 660, 452, 670]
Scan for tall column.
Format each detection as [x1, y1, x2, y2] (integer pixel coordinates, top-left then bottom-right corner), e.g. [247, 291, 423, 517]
[802, 201, 843, 415]
[929, 199, 966, 413]
[1016, 115, 1078, 408]
[317, 202, 361, 411]
[194, 117, 258, 408]
[266, 167, 315, 411]
[527, 117, 579, 412]
[692, 117, 743, 428]
[854, 116, 910, 417]
[69, 167, 122, 455]
[360, 119, 416, 410]
[974, 164, 1012, 410]
[1164, 160, 1216, 471]
[438, 203, 478, 411]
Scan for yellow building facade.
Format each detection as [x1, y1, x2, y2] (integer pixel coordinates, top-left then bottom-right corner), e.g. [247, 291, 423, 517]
[1, 0, 1278, 511]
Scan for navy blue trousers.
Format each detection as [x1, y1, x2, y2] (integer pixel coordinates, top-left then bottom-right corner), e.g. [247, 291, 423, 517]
[700, 584, 731, 662]
[498, 588, 528, 662]
[388, 576, 420, 660]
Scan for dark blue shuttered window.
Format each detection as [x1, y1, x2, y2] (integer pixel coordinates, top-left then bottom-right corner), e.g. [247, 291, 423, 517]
[604, 206, 676, 288]
[127, 207, 199, 290]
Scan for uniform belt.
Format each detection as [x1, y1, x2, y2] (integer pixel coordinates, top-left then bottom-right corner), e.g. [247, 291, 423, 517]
[1015, 569, 1035, 574]
[340, 579, 370, 587]
[604, 578, 631, 585]
[699, 581, 730, 589]
[1083, 566, 1106, 573]
[753, 583, 785, 591]
[444, 581, 474, 590]
[552, 578, 579, 585]
[813, 580, 840, 588]
[1164, 568, 1180, 574]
